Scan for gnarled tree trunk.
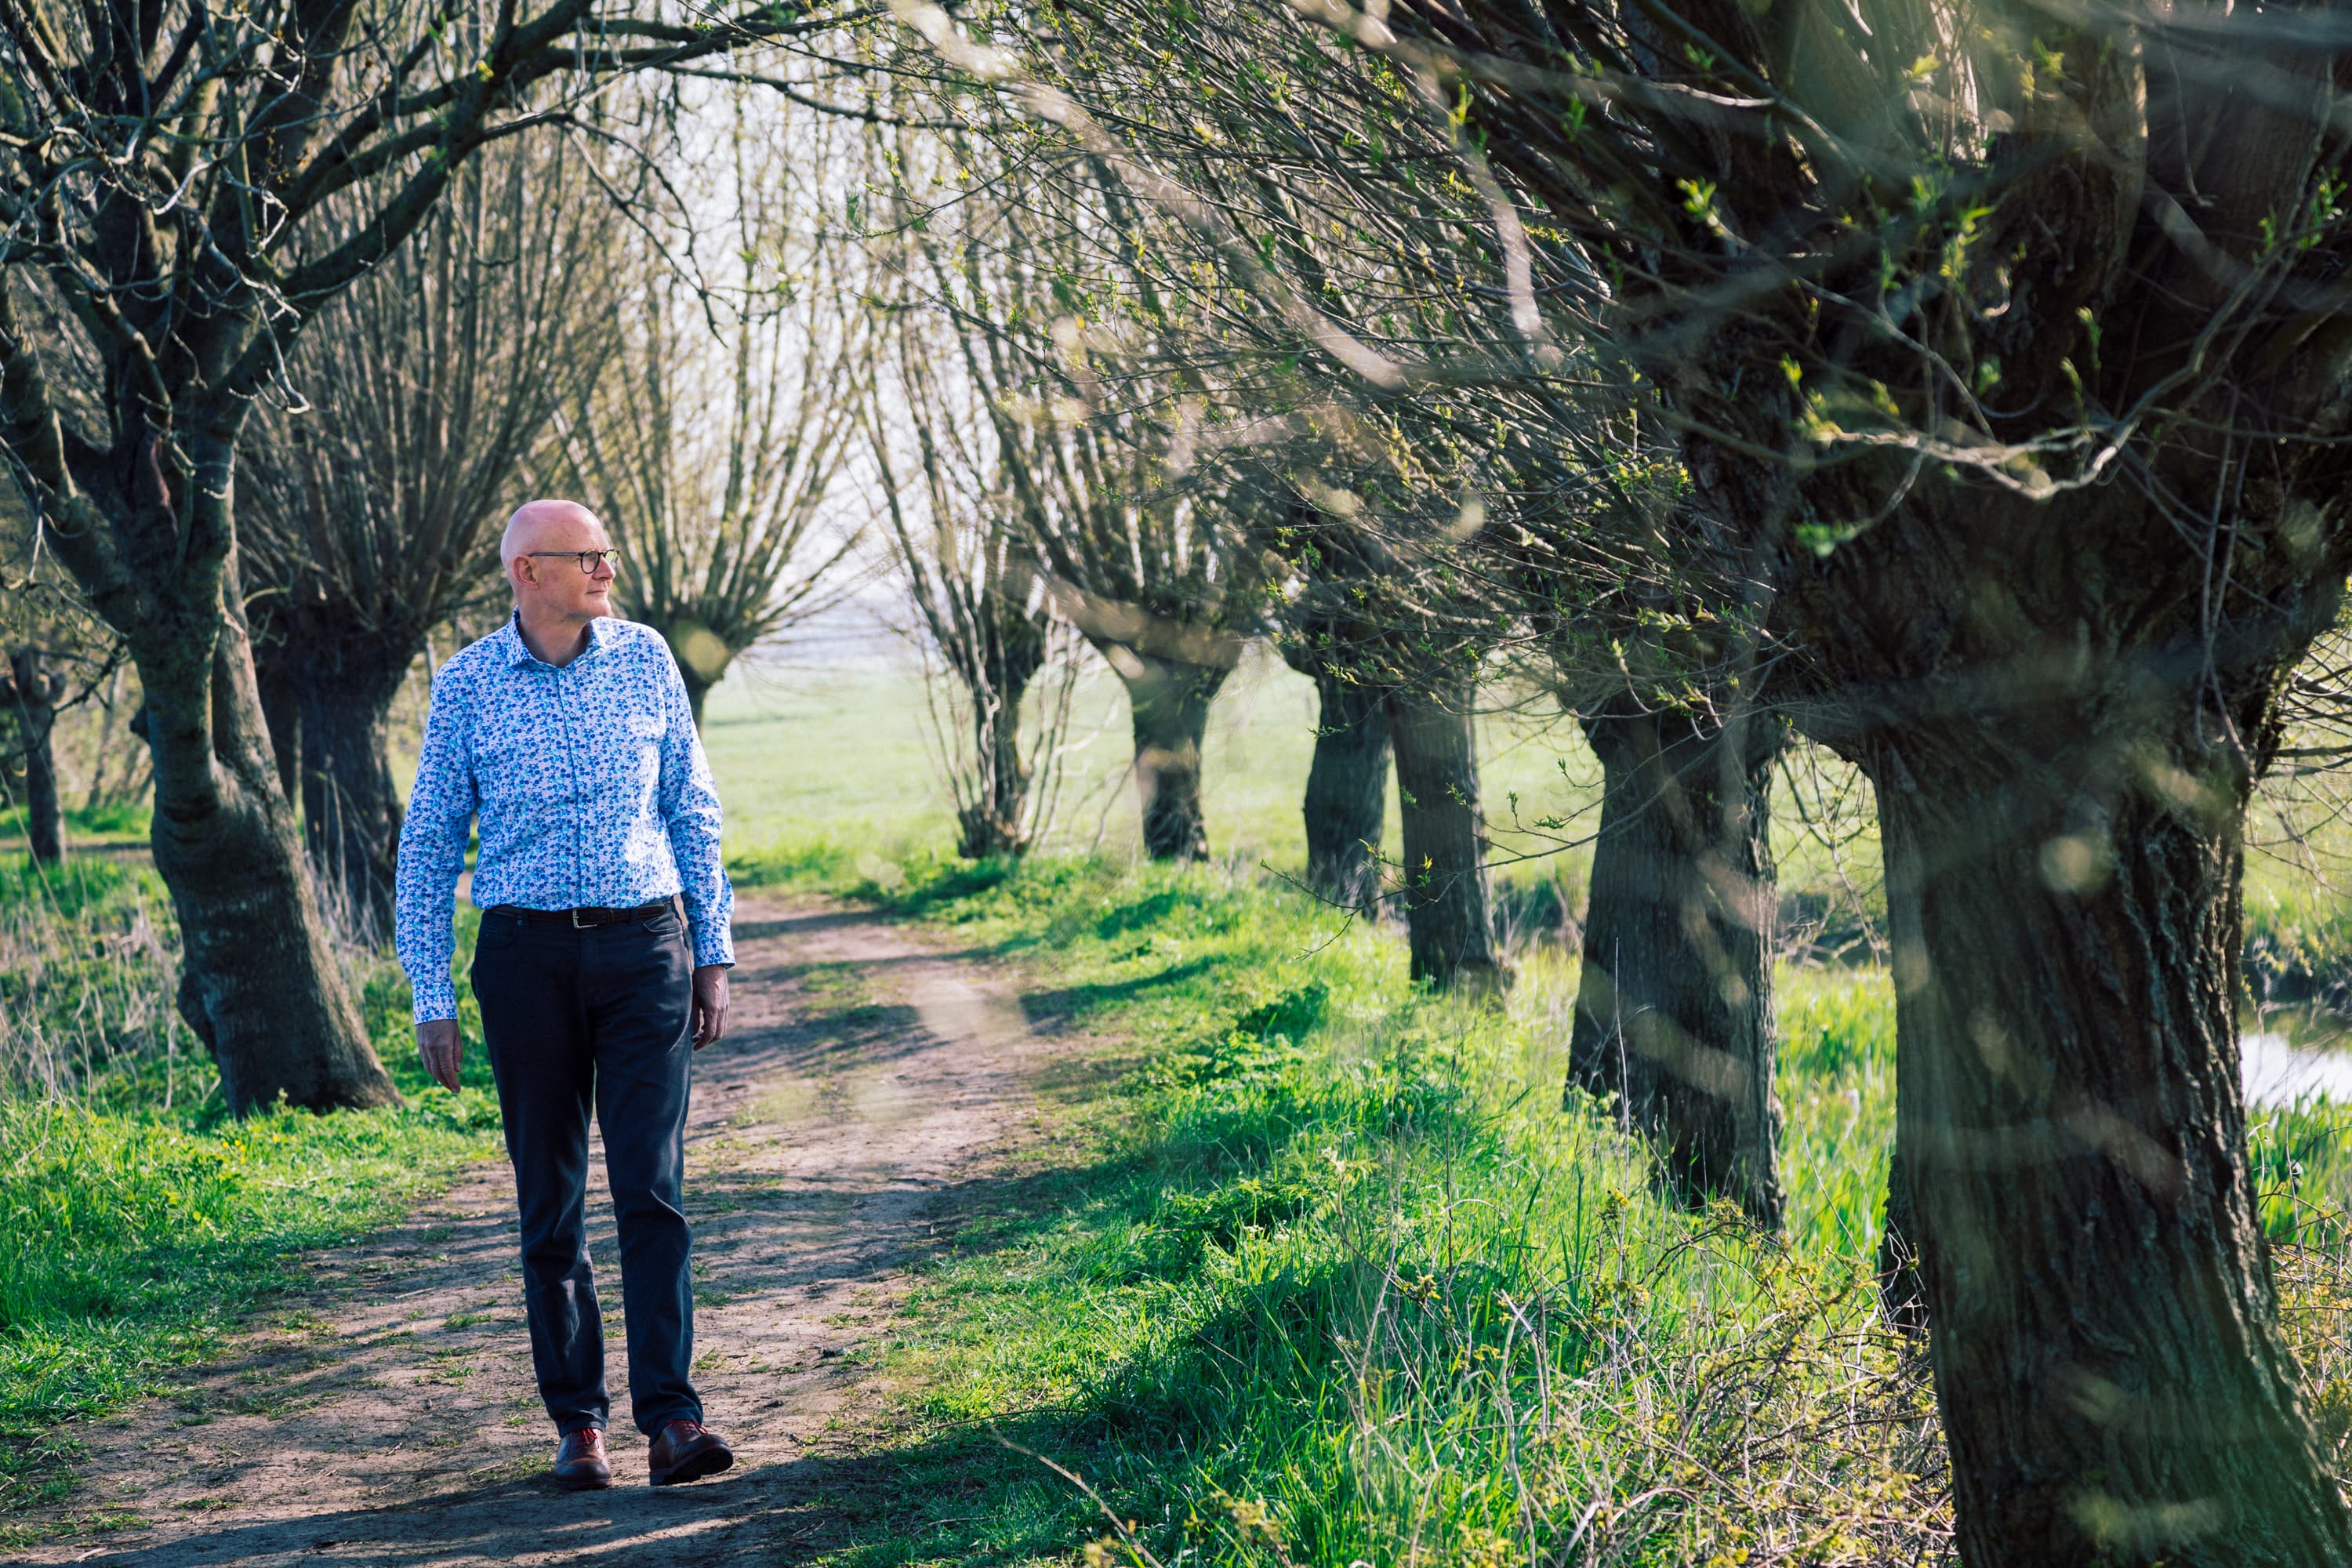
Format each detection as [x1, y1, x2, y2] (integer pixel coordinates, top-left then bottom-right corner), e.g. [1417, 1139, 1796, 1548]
[1869, 699, 2350, 1565]
[295, 664, 408, 941]
[256, 655, 300, 803]
[0, 306, 396, 1112]
[150, 535, 398, 1114]
[1113, 648, 1228, 862]
[252, 624, 415, 941]
[6, 648, 63, 863]
[957, 641, 1042, 859]
[1570, 697, 1784, 1226]
[1389, 681, 1501, 989]
[1301, 672, 1389, 913]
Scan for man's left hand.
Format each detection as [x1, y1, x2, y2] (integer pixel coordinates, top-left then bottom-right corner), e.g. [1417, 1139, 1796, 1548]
[691, 965, 730, 1048]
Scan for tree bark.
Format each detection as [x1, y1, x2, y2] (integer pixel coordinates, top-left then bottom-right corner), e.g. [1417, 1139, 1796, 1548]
[1877, 1146, 1927, 1336]
[1113, 648, 1227, 862]
[1389, 681, 1501, 989]
[146, 552, 398, 1113]
[294, 667, 407, 941]
[1302, 673, 1389, 914]
[957, 649, 1039, 859]
[252, 625, 413, 941]
[1570, 698, 1784, 1226]
[6, 649, 64, 864]
[1875, 721, 2352, 1566]
[681, 669, 712, 728]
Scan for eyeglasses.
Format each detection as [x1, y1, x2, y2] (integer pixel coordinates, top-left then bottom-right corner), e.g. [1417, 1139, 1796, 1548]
[526, 548, 624, 575]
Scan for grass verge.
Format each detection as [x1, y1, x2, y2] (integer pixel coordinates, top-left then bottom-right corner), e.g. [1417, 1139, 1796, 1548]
[726, 850, 2352, 1568]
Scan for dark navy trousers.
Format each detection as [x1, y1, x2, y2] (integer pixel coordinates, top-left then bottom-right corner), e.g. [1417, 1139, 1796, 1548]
[470, 906, 701, 1437]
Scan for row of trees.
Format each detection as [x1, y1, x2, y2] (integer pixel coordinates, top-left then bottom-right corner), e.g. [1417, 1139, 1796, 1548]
[852, 70, 1778, 1205]
[849, 1, 2352, 1561]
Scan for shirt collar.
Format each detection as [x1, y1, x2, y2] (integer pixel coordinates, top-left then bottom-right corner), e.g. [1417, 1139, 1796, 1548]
[503, 609, 612, 670]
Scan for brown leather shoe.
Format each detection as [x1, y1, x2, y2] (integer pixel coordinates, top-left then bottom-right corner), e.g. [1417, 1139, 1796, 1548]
[551, 1427, 612, 1491]
[647, 1419, 732, 1486]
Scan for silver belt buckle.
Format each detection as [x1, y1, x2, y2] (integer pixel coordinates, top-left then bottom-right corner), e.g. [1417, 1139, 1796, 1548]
[571, 908, 588, 929]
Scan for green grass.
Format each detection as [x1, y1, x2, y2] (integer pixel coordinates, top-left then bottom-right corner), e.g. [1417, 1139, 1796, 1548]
[0, 857, 503, 1523]
[0, 802, 151, 852]
[724, 853, 2352, 1568]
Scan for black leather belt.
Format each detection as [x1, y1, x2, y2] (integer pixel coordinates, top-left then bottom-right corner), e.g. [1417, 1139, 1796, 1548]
[490, 900, 675, 929]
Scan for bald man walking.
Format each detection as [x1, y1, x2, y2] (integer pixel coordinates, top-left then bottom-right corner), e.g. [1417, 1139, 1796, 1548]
[394, 499, 736, 1490]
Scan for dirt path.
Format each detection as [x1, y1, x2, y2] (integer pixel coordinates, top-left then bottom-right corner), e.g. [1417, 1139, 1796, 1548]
[10, 897, 1047, 1568]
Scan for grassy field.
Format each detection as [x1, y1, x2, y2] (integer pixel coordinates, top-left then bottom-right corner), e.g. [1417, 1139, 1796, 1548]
[699, 646, 1610, 876]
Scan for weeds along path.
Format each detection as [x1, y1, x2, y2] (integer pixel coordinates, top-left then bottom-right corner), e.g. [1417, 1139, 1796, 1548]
[10, 896, 1046, 1567]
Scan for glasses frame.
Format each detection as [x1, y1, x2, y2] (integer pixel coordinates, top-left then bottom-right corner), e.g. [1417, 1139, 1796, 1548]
[524, 548, 624, 575]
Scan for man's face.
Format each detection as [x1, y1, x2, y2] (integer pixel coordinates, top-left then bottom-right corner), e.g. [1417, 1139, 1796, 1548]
[512, 514, 616, 619]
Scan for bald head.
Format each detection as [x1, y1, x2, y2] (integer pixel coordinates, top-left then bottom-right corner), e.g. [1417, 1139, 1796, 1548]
[501, 499, 608, 572]
[501, 499, 617, 654]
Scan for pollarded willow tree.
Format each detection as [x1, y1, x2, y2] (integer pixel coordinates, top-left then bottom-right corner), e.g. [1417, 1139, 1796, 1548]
[913, 9, 1778, 1169]
[861, 269, 1075, 858]
[1374, 4, 2352, 1558]
[0, 0, 862, 1111]
[241, 133, 616, 938]
[1270, 487, 1507, 987]
[901, 0, 2352, 1556]
[896, 144, 1261, 862]
[553, 89, 867, 725]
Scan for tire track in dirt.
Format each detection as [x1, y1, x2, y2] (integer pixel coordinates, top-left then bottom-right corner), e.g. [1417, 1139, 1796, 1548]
[9, 896, 1047, 1567]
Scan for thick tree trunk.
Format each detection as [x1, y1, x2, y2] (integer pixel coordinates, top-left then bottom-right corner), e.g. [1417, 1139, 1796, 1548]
[1303, 673, 1388, 913]
[1388, 681, 1501, 989]
[678, 664, 713, 729]
[957, 653, 1038, 859]
[296, 672, 405, 941]
[1113, 648, 1227, 862]
[144, 548, 398, 1114]
[1878, 726, 2352, 1566]
[253, 630, 409, 940]
[0, 237, 394, 1116]
[7, 650, 63, 864]
[1570, 699, 1784, 1226]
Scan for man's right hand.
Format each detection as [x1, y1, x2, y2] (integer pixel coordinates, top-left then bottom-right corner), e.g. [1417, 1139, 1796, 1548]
[417, 1018, 463, 1092]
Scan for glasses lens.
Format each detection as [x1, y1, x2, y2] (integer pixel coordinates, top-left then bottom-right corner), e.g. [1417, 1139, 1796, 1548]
[579, 549, 619, 573]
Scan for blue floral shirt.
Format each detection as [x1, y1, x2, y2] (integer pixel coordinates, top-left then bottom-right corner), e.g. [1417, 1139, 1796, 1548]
[394, 612, 735, 1023]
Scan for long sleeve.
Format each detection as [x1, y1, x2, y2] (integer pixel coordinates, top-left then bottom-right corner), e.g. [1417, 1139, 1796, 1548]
[395, 668, 480, 1022]
[655, 649, 734, 969]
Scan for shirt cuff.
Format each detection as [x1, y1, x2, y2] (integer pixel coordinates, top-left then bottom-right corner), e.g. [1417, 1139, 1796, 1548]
[410, 978, 459, 1025]
[691, 924, 735, 969]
